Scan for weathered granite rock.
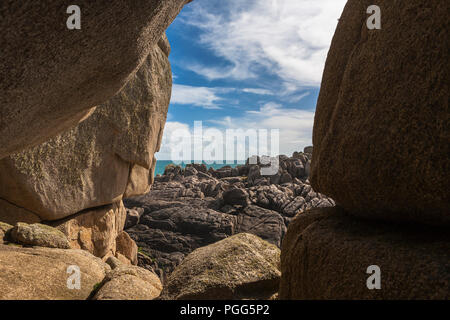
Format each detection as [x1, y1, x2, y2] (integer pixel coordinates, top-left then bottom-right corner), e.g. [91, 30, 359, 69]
[0, 0, 189, 159]
[128, 204, 236, 273]
[234, 205, 286, 247]
[0, 37, 172, 221]
[0, 198, 40, 225]
[50, 201, 126, 259]
[280, 207, 450, 299]
[311, 0, 449, 225]
[223, 188, 249, 207]
[0, 245, 108, 300]
[116, 231, 138, 265]
[93, 265, 162, 300]
[10, 223, 70, 249]
[160, 233, 281, 300]
[0, 222, 13, 242]
[106, 256, 123, 270]
[124, 208, 143, 229]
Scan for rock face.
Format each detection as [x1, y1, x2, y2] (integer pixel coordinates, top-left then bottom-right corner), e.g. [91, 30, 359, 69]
[0, 198, 41, 226]
[0, 229, 162, 300]
[281, 0, 448, 300]
[124, 152, 333, 278]
[311, 0, 449, 225]
[0, 0, 190, 159]
[0, 35, 173, 261]
[0, 244, 108, 300]
[50, 202, 126, 259]
[115, 231, 138, 265]
[280, 207, 450, 299]
[0, 1, 190, 301]
[0, 38, 172, 222]
[160, 233, 280, 300]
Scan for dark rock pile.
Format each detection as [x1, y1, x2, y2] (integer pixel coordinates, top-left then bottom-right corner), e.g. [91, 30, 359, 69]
[123, 147, 334, 280]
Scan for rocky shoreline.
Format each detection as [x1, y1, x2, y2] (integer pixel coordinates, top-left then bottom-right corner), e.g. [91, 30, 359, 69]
[0, 0, 447, 301]
[123, 148, 334, 280]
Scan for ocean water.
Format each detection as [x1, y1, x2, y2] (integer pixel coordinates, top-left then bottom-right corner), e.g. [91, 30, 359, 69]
[154, 160, 245, 176]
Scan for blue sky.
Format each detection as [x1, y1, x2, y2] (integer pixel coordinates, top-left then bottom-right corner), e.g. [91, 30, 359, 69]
[157, 0, 347, 160]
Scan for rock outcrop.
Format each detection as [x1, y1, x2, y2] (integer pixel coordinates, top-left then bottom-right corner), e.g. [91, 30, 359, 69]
[0, 244, 108, 300]
[0, 223, 161, 300]
[280, 208, 450, 299]
[50, 202, 126, 259]
[0, 0, 190, 159]
[124, 151, 333, 278]
[160, 233, 280, 300]
[0, 38, 172, 222]
[310, 0, 449, 226]
[0, 1, 191, 300]
[281, 0, 449, 300]
[0, 35, 173, 261]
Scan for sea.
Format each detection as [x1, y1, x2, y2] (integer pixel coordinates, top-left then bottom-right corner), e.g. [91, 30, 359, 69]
[154, 160, 246, 176]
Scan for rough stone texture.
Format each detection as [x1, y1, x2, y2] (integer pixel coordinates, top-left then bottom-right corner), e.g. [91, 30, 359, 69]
[234, 205, 286, 247]
[116, 231, 138, 265]
[0, 37, 173, 221]
[0, 222, 13, 242]
[50, 201, 126, 259]
[106, 256, 123, 270]
[280, 207, 450, 300]
[93, 265, 162, 300]
[115, 252, 132, 265]
[311, 0, 450, 225]
[160, 233, 281, 300]
[10, 223, 70, 249]
[125, 208, 142, 229]
[223, 188, 249, 206]
[0, 198, 41, 225]
[125, 153, 333, 277]
[0, 0, 189, 159]
[0, 244, 108, 300]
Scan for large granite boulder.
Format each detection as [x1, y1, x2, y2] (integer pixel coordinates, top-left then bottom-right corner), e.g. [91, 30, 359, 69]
[0, 198, 40, 225]
[0, 244, 108, 300]
[93, 264, 162, 300]
[0, 0, 189, 159]
[160, 233, 281, 300]
[0, 37, 172, 222]
[280, 207, 450, 299]
[310, 0, 449, 225]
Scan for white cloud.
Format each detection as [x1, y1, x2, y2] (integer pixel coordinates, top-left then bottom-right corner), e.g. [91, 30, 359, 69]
[180, 0, 346, 87]
[171, 84, 279, 109]
[156, 103, 315, 160]
[242, 88, 273, 95]
[171, 84, 232, 109]
[210, 102, 316, 155]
